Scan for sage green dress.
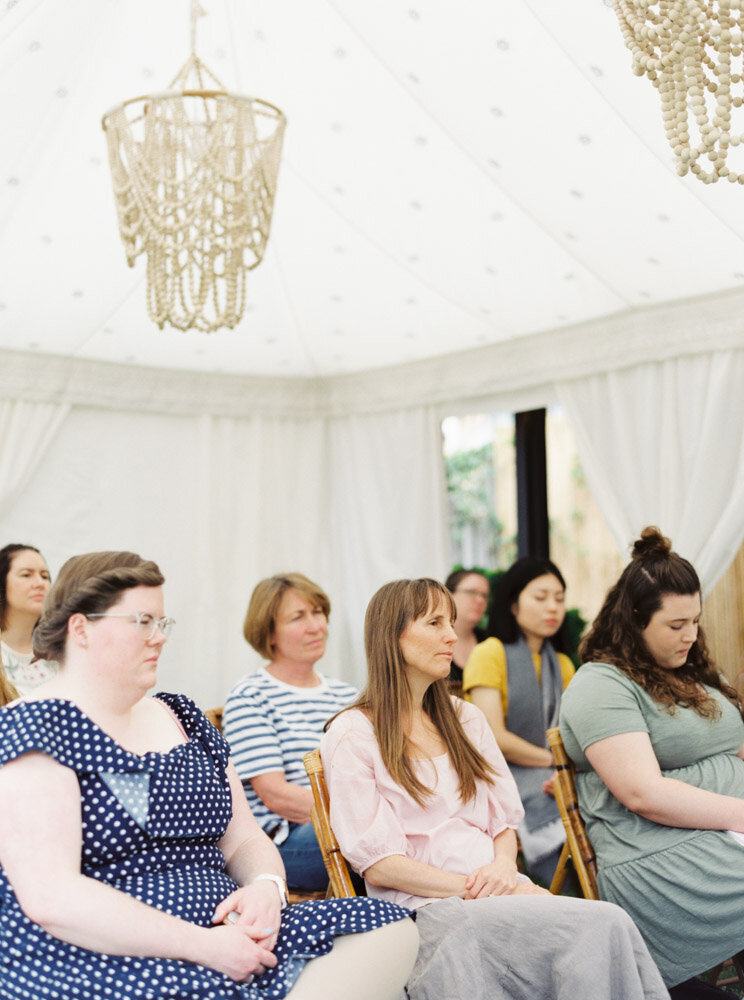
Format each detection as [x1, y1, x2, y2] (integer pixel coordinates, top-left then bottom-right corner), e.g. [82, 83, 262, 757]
[560, 661, 744, 987]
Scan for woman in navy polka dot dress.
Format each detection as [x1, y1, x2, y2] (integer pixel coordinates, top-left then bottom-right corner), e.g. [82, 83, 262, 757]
[0, 552, 417, 1000]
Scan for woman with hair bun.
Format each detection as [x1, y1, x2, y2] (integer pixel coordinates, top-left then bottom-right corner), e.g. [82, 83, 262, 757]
[560, 527, 744, 998]
[462, 557, 573, 885]
[0, 543, 56, 704]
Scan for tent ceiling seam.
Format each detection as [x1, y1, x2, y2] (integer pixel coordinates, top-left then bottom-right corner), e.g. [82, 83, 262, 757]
[2, 286, 742, 419]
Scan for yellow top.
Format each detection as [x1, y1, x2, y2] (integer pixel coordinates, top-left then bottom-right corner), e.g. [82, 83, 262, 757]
[462, 636, 574, 718]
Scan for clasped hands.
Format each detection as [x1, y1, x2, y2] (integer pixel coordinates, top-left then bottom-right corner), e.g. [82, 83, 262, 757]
[208, 881, 283, 982]
[464, 857, 549, 899]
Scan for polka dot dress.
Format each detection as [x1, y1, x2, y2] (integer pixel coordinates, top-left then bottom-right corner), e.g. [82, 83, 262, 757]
[0, 695, 410, 999]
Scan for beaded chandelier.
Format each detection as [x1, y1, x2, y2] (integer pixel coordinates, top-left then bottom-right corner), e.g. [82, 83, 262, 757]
[614, 0, 744, 184]
[101, 5, 286, 331]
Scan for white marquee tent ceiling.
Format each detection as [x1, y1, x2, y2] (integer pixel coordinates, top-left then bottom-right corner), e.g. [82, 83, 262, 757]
[2, 0, 744, 381]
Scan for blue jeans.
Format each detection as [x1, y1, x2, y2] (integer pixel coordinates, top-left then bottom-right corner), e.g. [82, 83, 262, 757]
[277, 822, 328, 892]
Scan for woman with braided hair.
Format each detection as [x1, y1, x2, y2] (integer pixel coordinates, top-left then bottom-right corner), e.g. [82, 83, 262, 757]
[0, 551, 417, 1000]
[560, 527, 744, 998]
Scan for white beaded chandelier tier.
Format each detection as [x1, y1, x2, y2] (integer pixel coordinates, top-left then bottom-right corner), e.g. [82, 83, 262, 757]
[614, 0, 744, 184]
[101, 4, 286, 331]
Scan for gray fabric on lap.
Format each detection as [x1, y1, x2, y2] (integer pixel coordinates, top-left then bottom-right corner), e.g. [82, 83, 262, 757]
[405, 895, 670, 1000]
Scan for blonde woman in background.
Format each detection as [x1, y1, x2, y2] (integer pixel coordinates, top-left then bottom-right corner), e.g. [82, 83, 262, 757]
[223, 573, 357, 893]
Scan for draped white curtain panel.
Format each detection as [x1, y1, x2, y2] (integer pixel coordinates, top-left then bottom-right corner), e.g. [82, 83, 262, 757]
[3, 347, 743, 707]
[0, 400, 70, 522]
[555, 349, 744, 595]
[0, 404, 449, 707]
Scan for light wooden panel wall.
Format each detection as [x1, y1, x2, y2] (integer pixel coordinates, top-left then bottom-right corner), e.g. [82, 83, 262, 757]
[703, 542, 744, 693]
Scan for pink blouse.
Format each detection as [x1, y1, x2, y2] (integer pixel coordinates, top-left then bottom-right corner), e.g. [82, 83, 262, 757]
[320, 699, 525, 909]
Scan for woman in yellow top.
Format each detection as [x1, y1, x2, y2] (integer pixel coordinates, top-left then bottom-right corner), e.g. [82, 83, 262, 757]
[462, 557, 573, 886]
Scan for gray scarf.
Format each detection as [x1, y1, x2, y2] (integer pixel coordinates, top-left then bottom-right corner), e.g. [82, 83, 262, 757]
[503, 635, 563, 833]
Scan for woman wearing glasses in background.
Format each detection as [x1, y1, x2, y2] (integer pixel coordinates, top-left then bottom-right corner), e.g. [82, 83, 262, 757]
[0, 551, 418, 1000]
[0, 542, 56, 704]
[444, 569, 490, 691]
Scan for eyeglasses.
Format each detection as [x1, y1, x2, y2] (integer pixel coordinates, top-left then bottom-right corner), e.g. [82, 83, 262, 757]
[456, 588, 490, 601]
[86, 612, 176, 641]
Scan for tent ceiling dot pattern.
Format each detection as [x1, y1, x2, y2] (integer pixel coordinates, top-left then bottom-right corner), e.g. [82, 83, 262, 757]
[2, 0, 744, 378]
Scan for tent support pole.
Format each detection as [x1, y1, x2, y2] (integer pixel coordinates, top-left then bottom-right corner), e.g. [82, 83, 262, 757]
[515, 408, 549, 560]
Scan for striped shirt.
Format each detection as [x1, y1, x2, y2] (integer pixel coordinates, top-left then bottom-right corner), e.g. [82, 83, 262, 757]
[223, 666, 358, 842]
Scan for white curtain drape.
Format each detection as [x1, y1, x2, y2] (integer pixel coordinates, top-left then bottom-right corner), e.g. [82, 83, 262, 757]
[555, 349, 744, 594]
[0, 403, 449, 704]
[327, 405, 451, 684]
[0, 399, 70, 521]
[4, 345, 744, 702]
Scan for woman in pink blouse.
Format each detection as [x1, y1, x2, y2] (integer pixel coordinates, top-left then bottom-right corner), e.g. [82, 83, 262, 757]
[321, 578, 669, 1000]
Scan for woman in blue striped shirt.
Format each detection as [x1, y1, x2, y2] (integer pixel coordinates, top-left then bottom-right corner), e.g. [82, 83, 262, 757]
[223, 573, 357, 892]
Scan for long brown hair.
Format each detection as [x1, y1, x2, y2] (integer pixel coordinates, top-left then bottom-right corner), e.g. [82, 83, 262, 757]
[580, 527, 742, 719]
[335, 578, 496, 806]
[0, 666, 19, 706]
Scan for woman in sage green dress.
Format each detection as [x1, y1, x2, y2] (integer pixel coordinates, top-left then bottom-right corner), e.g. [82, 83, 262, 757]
[560, 526, 744, 1000]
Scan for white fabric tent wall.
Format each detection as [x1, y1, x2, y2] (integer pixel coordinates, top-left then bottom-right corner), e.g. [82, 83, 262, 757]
[556, 348, 744, 595]
[1, 288, 743, 708]
[0, 398, 450, 706]
[0, 400, 70, 520]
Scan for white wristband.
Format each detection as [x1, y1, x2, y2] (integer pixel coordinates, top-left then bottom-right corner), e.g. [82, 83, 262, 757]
[252, 873, 288, 908]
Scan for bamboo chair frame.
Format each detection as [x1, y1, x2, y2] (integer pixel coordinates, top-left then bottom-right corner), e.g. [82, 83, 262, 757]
[303, 748, 357, 898]
[204, 706, 223, 732]
[546, 726, 599, 899]
[205, 706, 325, 903]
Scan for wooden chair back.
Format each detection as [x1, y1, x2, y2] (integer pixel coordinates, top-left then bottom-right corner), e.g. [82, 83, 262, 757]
[546, 726, 599, 899]
[303, 748, 357, 898]
[208, 707, 326, 903]
[205, 706, 223, 732]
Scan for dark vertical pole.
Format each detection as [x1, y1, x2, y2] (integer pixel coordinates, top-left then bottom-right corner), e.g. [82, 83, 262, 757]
[515, 408, 549, 559]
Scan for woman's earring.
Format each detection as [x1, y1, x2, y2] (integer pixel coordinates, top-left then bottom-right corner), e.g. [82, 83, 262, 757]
[81, 639, 88, 648]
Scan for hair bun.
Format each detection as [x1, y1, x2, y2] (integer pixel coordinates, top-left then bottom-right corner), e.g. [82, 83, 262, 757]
[631, 526, 672, 561]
